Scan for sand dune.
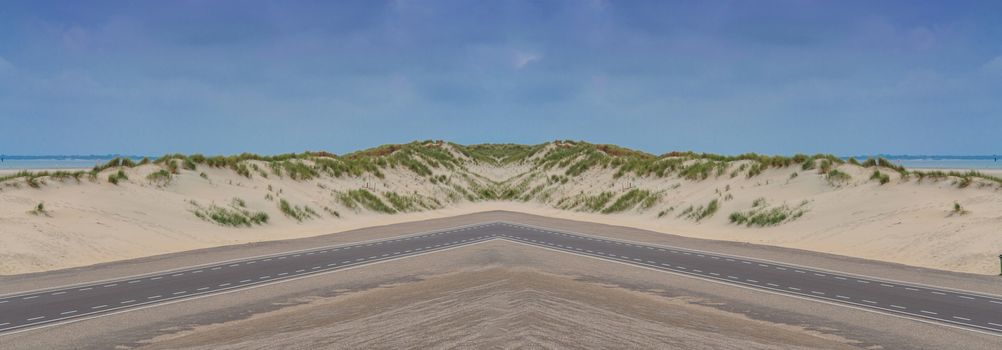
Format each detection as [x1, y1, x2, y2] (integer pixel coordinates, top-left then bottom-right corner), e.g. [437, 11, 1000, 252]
[2, 141, 1001, 275]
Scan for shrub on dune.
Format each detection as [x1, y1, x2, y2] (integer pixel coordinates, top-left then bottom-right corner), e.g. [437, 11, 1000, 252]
[870, 170, 890, 185]
[191, 199, 269, 227]
[107, 170, 128, 185]
[146, 169, 172, 186]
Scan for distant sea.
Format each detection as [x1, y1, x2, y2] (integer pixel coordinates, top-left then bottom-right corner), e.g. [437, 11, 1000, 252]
[0, 156, 146, 170]
[886, 159, 1002, 170]
[850, 156, 1002, 170]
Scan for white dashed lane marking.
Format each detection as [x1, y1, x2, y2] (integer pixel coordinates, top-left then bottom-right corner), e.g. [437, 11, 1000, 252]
[5, 223, 1000, 335]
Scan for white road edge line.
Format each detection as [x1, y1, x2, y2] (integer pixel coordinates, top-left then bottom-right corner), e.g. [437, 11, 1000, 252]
[0, 221, 496, 300]
[499, 239, 1002, 338]
[499, 221, 1002, 301]
[0, 237, 498, 337]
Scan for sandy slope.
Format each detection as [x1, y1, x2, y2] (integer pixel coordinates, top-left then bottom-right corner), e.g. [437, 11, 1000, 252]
[2, 146, 1001, 276]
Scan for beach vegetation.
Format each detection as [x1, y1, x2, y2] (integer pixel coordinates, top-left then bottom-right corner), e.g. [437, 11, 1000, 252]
[951, 202, 969, 216]
[190, 199, 268, 227]
[657, 207, 674, 218]
[30, 202, 48, 216]
[339, 189, 396, 214]
[746, 162, 764, 178]
[323, 206, 341, 218]
[870, 170, 890, 185]
[107, 170, 128, 185]
[278, 199, 319, 222]
[146, 169, 172, 186]
[25, 175, 41, 188]
[729, 199, 808, 227]
[818, 160, 833, 174]
[825, 169, 851, 186]
[602, 189, 659, 213]
[584, 191, 616, 212]
[680, 199, 719, 222]
[164, 159, 179, 174]
[801, 159, 816, 170]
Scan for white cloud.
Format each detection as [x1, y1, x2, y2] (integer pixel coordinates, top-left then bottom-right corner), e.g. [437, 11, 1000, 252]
[514, 51, 541, 69]
[982, 55, 1002, 75]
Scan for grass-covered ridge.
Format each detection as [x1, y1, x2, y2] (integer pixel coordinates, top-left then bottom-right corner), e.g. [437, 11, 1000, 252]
[5, 141, 1001, 224]
[4, 141, 1000, 189]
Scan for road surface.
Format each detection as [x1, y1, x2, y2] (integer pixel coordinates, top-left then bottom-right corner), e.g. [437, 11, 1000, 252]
[1, 221, 1001, 336]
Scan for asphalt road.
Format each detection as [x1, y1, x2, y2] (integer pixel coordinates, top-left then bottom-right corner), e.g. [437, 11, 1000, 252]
[2, 221, 1001, 337]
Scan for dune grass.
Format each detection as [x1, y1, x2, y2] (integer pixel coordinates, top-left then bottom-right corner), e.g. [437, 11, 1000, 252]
[729, 199, 808, 227]
[601, 189, 659, 213]
[278, 198, 319, 222]
[146, 169, 172, 186]
[951, 202, 969, 216]
[339, 189, 396, 214]
[29, 202, 48, 216]
[453, 142, 546, 164]
[870, 170, 890, 185]
[912, 169, 1002, 188]
[383, 191, 419, 212]
[191, 199, 268, 227]
[825, 169, 851, 186]
[862, 157, 907, 175]
[584, 192, 616, 212]
[530, 141, 843, 184]
[679, 199, 719, 222]
[107, 170, 128, 185]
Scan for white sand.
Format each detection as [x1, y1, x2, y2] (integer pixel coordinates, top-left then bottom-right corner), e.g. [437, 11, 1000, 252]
[2, 152, 1001, 276]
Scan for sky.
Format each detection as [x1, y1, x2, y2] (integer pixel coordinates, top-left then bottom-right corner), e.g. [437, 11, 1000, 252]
[1, 0, 1001, 156]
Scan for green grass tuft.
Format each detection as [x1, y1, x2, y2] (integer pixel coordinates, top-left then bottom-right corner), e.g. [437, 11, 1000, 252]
[278, 198, 319, 221]
[340, 189, 396, 214]
[680, 199, 719, 222]
[107, 170, 128, 185]
[30, 202, 49, 216]
[825, 169, 851, 186]
[729, 199, 808, 227]
[146, 169, 172, 186]
[870, 170, 890, 185]
[951, 202, 969, 216]
[601, 189, 659, 213]
[190, 199, 268, 227]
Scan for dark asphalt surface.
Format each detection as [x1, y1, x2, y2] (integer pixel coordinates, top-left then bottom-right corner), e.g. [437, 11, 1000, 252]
[2, 222, 1001, 336]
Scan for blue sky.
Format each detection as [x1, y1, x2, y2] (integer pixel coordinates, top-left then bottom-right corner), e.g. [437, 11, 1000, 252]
[1, 0, 1000, 156]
